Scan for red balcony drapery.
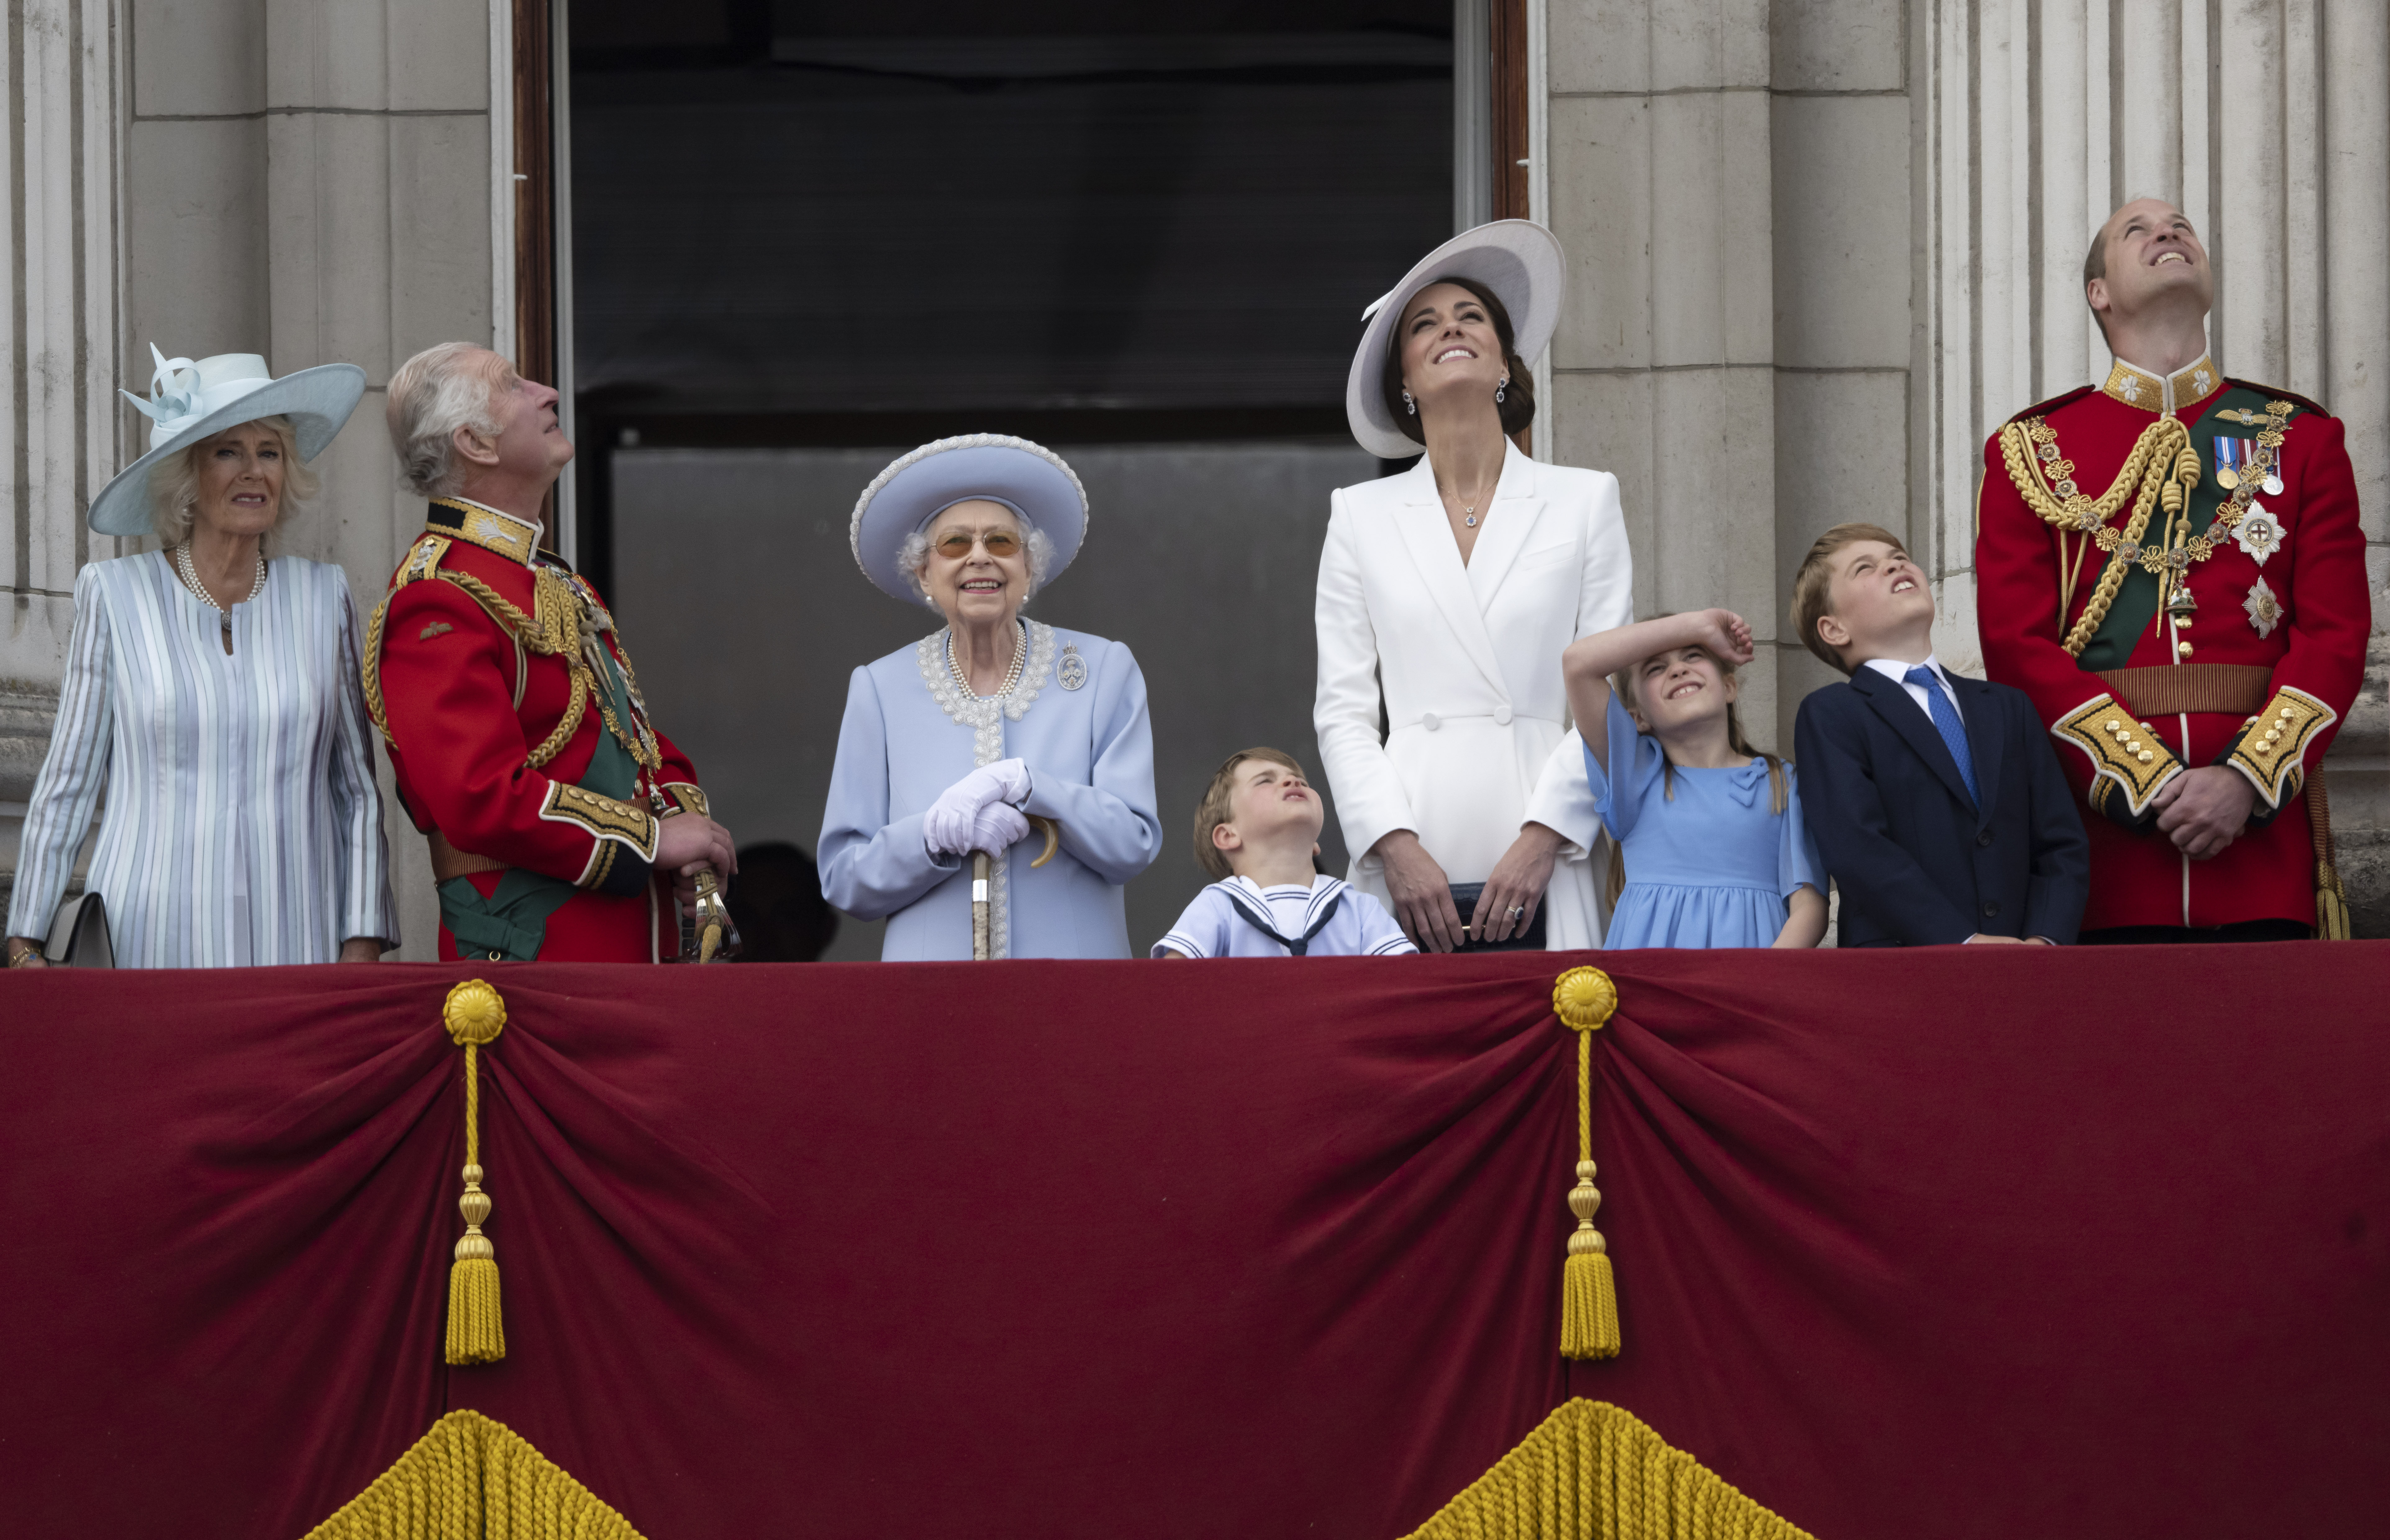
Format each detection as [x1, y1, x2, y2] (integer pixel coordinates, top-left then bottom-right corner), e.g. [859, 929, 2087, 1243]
[3, 946, 2385, 1538]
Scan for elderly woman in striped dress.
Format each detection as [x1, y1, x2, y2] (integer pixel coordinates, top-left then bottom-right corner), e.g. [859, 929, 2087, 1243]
[5, 349, 396, 967]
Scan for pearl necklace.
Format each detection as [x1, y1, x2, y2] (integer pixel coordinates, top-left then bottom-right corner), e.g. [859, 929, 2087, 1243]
[175, 542, 267, 614]
[947, 619, 1026, 700]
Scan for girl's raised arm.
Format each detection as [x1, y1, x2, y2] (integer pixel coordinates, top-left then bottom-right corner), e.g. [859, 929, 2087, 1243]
[1562, 609, 1753, 761]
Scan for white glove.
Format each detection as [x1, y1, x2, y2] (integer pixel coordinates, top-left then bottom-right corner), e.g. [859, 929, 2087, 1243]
[968, 801, 1030, 856]
[923, 758, 1032, 857]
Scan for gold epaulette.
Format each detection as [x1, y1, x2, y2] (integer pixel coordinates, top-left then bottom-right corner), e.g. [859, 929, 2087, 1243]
[2051, 694, 2184, 823]
[364, 536, 454, 742]
[2228, 686, 2336, 810]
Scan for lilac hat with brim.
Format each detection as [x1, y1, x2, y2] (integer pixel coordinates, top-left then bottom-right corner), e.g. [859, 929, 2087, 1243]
[849, 434, 1088, 604]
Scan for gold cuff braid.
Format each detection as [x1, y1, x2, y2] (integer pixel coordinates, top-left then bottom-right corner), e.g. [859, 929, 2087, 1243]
[539, 782, 659, 865]
[2051, 694, 2184, 821]
[2228, 687, 2335, 810]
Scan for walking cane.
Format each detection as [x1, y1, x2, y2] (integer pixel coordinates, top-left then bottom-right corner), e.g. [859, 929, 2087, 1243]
[971, 815, 1064, 961]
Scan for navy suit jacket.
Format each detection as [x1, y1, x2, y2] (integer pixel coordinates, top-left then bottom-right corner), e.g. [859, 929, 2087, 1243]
[1794, 665, 2090, 946]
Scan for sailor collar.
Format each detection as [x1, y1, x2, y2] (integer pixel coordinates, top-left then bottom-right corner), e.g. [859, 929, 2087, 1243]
[2099, 352, 2220, 415]
[428, 496, 543, 566]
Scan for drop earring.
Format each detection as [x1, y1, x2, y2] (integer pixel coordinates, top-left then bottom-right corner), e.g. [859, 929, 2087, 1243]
[1495, 376, 1508, 404]
[1403, 389, 1416, 415]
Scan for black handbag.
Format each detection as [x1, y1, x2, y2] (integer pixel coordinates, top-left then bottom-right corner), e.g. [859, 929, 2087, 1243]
[43, 892, 114, 967]
[1445, 882, 1547, 952]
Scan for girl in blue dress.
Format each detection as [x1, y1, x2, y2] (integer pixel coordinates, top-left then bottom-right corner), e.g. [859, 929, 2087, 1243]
[1561, 610, 1826, 948]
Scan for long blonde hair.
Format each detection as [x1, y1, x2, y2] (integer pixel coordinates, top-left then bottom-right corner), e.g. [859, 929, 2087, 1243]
[143, 414, 317, 549]
[1604, 642, 1788, 905]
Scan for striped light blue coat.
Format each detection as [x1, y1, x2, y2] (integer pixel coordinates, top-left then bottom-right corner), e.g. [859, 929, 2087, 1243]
[6, 551, 397, 965]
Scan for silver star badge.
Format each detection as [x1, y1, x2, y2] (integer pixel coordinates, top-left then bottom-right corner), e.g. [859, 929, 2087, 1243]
[2233, 506, 2284, 566]
[2243, 575, 2282, 638]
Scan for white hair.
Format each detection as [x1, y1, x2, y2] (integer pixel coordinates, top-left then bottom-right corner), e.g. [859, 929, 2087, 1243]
[143, 414, 317, 549]
[899, 519, 1056, 609]
[386, 341, 507, 499]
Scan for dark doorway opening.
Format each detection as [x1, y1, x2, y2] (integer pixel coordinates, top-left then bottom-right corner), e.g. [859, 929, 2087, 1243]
[567, 0, 1451, 956]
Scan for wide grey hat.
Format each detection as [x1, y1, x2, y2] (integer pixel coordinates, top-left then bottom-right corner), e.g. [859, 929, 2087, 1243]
[849, 434, 1088, 604]
[1344, 220, 1566, 460]
[87, 346, 368, 536]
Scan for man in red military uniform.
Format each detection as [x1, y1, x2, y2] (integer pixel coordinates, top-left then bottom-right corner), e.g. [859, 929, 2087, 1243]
[1977, 198, 2369, 942]
[368, 342, 735, 961]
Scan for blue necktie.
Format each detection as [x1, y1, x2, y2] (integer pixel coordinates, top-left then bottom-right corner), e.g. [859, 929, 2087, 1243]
[1905, 665, 1979, 807]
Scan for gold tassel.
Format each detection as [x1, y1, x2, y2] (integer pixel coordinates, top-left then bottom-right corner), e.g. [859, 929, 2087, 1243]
[2318, 863, 2352, 941]
[1552, 967, 1621, 1361]
[442, 981, 510, 1365]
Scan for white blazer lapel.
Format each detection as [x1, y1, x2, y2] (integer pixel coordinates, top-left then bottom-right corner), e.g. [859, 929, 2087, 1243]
[1389, 461, 1508, 696]
[1464, 444, 1549, 609]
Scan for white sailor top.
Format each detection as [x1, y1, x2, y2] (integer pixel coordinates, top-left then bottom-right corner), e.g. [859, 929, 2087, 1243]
[1154, 874, 1415, 959]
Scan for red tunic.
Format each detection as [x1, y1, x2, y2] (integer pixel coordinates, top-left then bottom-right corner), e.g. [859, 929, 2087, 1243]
[1975, 356, 2368, 932]
[367, 498, 704, 961]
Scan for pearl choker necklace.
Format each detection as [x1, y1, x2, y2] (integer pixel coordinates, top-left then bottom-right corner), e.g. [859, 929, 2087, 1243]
[947, 619, 1027, 699]
[175, 542, 267, 613]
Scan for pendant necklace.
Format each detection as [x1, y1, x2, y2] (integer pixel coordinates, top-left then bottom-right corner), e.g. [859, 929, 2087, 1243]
[1450, 473, 1497, 528]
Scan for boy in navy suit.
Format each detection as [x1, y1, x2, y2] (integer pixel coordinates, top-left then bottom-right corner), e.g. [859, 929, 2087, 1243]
[1791, 524, 2089, 946]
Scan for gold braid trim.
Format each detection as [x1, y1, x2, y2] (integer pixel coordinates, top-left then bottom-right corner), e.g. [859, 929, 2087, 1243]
[299, 1409, 644, 1540]
[1397, 1399, 1815, 1540]
[1997, 415, 2192, 656]
[366, 555, 656, 773]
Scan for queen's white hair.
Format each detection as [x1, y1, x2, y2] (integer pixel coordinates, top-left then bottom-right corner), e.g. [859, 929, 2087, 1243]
[143, 414, 318, 549]
[899, 517, 1056, 609]
[386, 341, 508, 499]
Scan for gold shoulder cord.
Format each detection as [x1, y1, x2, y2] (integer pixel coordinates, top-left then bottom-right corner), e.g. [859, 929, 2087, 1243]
[1998, 398, 2297, 656]
[1997, 417, 2193, 654]
[363, 552, 661, 775]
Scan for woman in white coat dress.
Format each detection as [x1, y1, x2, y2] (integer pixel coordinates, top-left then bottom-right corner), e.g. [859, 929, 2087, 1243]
[1314, 221, 1632, 952]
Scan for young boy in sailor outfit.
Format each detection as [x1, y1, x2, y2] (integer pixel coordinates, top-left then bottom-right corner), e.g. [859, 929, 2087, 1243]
[1155, 749, 1415, 959]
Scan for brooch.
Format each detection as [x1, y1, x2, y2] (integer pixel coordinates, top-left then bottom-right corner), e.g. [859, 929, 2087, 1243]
[2233, 506, 2284, 565]
[2244, 576, 2283, 638]
[1058, 642, 1088, 691]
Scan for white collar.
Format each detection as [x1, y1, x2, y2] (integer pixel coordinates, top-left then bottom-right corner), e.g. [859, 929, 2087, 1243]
[1222, 873, 1344, 933]
[1862, 654, 1949, 690]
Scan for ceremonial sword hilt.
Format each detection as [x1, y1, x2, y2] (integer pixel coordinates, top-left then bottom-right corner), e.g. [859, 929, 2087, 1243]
[651, 788, 741, 963]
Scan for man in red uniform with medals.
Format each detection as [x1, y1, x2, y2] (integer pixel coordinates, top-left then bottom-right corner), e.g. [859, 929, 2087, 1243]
[1977, 198, 2369, 942]
[368, 342, 736, 961]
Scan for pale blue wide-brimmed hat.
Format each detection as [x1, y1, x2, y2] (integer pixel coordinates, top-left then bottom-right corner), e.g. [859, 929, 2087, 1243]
[87, 345, 367, 536]
[849, 433, 1089, 603]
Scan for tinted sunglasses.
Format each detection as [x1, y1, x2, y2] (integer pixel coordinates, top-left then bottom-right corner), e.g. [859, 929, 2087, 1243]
[933, 528, 1022, 559]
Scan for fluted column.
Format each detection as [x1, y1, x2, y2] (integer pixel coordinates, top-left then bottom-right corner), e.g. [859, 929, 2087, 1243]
[0, 0, 122, 894]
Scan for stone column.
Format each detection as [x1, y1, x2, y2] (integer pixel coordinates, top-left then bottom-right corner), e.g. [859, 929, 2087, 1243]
[1544, 0, 1786, 745]
[1542, 0, 1915, 755]
[0, 0, 124, 919]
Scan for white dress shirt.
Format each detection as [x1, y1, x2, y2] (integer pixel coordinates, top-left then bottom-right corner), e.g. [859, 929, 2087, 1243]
[1861, 654, 1962, 722]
